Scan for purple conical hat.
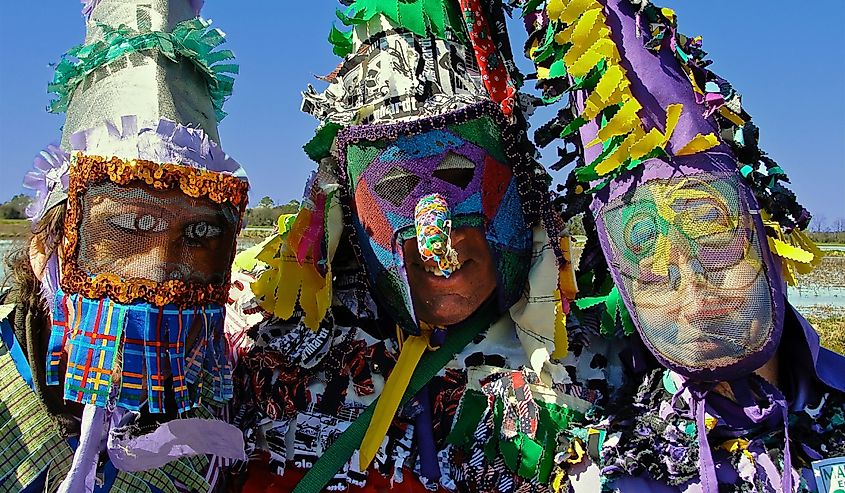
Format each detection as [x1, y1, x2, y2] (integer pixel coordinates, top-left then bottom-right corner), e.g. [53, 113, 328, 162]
[521, 0, 818, 381]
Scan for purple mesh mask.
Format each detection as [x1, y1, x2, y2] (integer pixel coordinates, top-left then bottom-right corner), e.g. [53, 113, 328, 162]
[575, 1, 785, 381]
[335, 102, 532, 334]
[591, 155, 785, 381]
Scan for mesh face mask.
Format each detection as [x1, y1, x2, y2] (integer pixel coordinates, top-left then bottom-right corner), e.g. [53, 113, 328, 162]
[336, 102, 532, 334]
[48, 152, 248, 412]
[61, 154, 247, 305]
[592, 156, 785, 381]
[77, 182, 238, 285]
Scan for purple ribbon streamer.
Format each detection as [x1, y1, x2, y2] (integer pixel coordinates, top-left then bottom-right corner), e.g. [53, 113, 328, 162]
[107, 415, 246, 472]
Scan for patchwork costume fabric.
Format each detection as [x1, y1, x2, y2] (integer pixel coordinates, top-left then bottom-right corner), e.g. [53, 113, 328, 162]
[13, 0, 248, 490]
[519, 0, 845, 492]
[228, 1, 612, 492]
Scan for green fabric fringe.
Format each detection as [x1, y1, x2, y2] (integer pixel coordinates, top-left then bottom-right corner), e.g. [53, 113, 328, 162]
[575, 285, 635, 337]
[330, 0, 466, 57]
[48, 18, 237, 122]
[448, 389, 584, 483]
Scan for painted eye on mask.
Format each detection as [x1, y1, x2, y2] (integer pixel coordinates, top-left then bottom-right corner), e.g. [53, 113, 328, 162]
[675, 197, 736, 248]
[374, 167, 421, 207]
[624, 213, 658, 257]
[184, 221, 223, 245]
[433, 152, 475, 189]
[108, 212, 168, 233]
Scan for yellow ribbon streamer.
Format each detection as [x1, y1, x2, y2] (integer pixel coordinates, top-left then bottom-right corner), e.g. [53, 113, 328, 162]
[359, 326, 432, 470]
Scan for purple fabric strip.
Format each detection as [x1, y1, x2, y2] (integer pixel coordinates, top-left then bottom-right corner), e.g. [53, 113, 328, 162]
[413, 386, 441, 482]
[58, 404, 107, 493]
[690, 387, 719, 493]
[107, 416, 246, 472]
[575, 0, 730, 164]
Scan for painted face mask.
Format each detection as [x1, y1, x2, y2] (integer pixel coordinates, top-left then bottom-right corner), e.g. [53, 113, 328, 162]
[48, 135, 248, 414]
[526, 0, 793, 382]
[592, 155, 785, 381]
[335, 102, 533, 334]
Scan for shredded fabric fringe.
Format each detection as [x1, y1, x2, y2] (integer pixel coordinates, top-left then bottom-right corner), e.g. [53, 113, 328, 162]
[49, 18, 237, 121]
[761, 210, 823, 286]
[525, 0, 717, 185]
[330, 0, 466, 57]
[252, 176, 342, 330]
[46, 289, 232, 414]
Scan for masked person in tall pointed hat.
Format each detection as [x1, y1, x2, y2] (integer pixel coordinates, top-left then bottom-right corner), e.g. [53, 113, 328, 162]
[2, 1, 248, 491]
[519, 0, 845, 491]
[226, 1, 626, 492]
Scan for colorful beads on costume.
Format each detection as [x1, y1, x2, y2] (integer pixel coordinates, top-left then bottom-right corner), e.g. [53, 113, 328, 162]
[414, 194, 460, 277]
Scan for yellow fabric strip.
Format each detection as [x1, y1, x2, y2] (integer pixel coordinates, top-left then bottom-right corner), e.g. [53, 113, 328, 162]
[662, 104, 683, 144]
[590, 97, 642, 146]
[559, 0, 601, 25]
[675, 133, 719, 155]
[594, 128, 643, 176]
[571, 8, 604, 45]
[581, 77, 628, 122]
[768, 237, 815, 264]
[569, 38, 617, 78]
[718, 106, 747, 127]
[359, 330, 430, 470]
[547, 0, 566, 22]
[552, 299, 568, 359]
[628, 128, 663, 162]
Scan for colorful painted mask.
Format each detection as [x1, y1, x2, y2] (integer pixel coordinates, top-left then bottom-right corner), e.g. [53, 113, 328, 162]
[335, 102, 532, 333]
[594, 158, 783, 379]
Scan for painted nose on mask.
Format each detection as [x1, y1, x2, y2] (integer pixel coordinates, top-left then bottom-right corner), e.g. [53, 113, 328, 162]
[414, 193, 460, 277]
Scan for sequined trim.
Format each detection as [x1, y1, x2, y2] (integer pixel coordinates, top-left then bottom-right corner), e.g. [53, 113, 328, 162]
[61, 153, 248, 306]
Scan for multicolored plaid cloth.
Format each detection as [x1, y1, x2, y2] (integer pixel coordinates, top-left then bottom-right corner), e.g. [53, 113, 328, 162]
[47, 290, 232, 414]
[4, 304, 228, 491]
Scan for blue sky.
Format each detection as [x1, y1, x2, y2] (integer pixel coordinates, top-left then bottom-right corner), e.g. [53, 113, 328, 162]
[1, 1, 843, 224]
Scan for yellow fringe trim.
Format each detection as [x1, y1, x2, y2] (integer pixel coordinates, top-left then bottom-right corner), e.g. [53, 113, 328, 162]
[761, 211, 823, 286]
[251, 213, 333, 330]
[539, 0, 718, 176]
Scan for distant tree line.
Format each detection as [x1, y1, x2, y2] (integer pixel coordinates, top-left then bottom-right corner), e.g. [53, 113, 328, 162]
[808, 215, 845, 244]
[244, 196, 300, 228]
[1, 194, 843, 244]
[0, 195, 30, 219]
[0, 194, 301, 227]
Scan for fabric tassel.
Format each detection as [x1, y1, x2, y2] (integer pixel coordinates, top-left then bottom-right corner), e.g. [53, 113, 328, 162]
[57, 404, 108, 493]
[166, 308, 194, 413]
[689, 386, 719, 493]
[46, 290, 70, 385]
[53, 292, 127, 406]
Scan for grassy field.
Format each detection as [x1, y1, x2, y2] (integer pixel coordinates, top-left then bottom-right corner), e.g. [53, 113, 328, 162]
[806, 305, 845, 355]
[0, 219, 29, 238]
